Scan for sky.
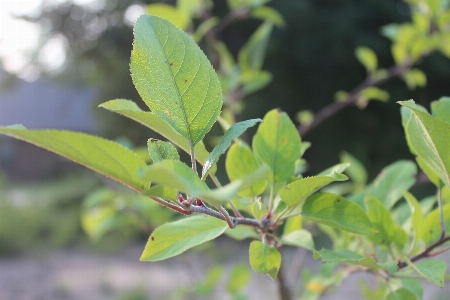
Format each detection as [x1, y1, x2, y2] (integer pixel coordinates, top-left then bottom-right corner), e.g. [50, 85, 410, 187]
[0, 0, 133, 81]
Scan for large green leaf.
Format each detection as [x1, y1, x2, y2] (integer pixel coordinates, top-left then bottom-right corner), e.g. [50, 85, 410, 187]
[140, 215, 227, 261]
[252, 109, 301, 183]
[399, 100, 450, 188]
[131, 15, 222, 146]
[99, 99, 212, 169]
[249, 241, 281, 280]
[201, 118, 261, 179]
[225, 141, 267, 197]
[385, 288, 417, 300]
[0, 127, 148, 191]
[280, 173, 348, 208]
[313, 249, 397, 274]
[365, 197, 408, 250]
[420, 204, 450, 245]
[348, 160, 417, 209]
[301, 193, 376, 235]
[147, 139, 179, 162]
[282, 229, 314, 251]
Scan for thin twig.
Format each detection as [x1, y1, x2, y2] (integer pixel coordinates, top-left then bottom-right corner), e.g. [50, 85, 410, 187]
[190, 204, 260, 227]
[397, 235, 450, 269]
[298, 62, 411, 136]
[147, 196, 191, 216]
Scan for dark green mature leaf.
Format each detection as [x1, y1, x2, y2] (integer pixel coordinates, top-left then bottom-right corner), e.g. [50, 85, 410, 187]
[411, 260, 447, 287]
[365, 197, 408, 249]
[280, 172, 348, 208]
[140, 215, 227, 261]
[225, 141, 266, 197]
[249, 241, 281, 280]
[349, 160, 417, 209]
[147, 139, 179, 162]
[313, 249, 395, 273]
[131, 15, 222, 146]
[201, 119, 261, 179]
[100, 99, 212, 169]
[0, 127, 148, 191]
[301, 193, 376, 235]
[252, 109, 301, 183]
[399, 100, 450, 188]
[140, 160, 209, 196]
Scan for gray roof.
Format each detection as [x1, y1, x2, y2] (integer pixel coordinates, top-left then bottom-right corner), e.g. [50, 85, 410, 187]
[0, 78, 96, 132]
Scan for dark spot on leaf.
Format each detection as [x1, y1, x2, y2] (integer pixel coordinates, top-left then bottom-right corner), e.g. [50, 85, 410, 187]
[381, 239, 385, 244]
[184, 79, 188, 83]
[170, 62, 173, 66]
[151, 236, 155, 241]
[337, 199, 340, 202]
[281, 137, 286, 143]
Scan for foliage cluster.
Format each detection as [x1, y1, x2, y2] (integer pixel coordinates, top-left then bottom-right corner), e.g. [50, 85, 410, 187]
[1, 0, 450, 299]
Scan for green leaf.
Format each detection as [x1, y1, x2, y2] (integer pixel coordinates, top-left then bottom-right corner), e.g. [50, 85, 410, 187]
[252, 109, 301, 183]
[238, 21, 273, 72]
[349, 160, 417, 209]
[359, 87, 389, 102]
[196, 266, 223, 296]
[131, 15, 222, 146]
[193, 17, 220, 43]
[410, 259, 447, 287]
[416, 156, 442, 187]
[399, 100, 450, 188]
[282, 229, 314, 251]
[403, 69, 427, 90]
[224, 226, 258, 240]
[142, 184, 178, 201]
[140, 215, 227, 261]
[340, 152, 367, 186]
[0, 127, 148, 191]
[249, 241, 281, 280]
[355, 46, 378, 72]
[420, 204, 450, 245]
[402, 191, 425, 244]
[227, 264, 251, 294]
[140, 160, 209, 196]
[313, 249, 395, 274]
[145, 4, 189, 30]
[99, 99, 212, 170]
[250, 6, 285, 27]
[365, 197, 408, 249]
[201, 119, 261, 179]
[280, 173, 348, 208]
[283, 215, 302, 234]
[226, 141, 267, 197]
[301, 192, 376, 235]
[196, 164, 270, 205]
[252, 200, 268, 221]
[385, 288, 417, 300]
[147, 139, 180, 162]
[431, 96, 450, 124]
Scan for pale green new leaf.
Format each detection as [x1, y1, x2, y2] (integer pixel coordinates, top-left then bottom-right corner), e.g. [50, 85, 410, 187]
[410, 260, 447, 287]
[0, 127, 148, 191]
[224, 226, 258, 240]
[201, 118, 261, 179]
[301, 193, 376, 235]
[131, 15, 222, 146]
[340, 152, 368, 186]
[355, 46, 378, 72]
[99, 99, 212, 170]
[140, 215, 228, 261]
[252, 200, 268, 221]
[386, 288, 417, 300]
[249, 241, 281, 280]
[196, 164, 270, 205]
[226, 141, 267, 197]
[147, 139, 179, 162]
[282, 229, 314, 251]
[250, 6, 285, 27]
[420, 204, 450, 245]
[253, 109, 301, 183]
[402, 191, 425, 244]
[238, 21, 273, 72]
[365, 197, 408, 250]
[280, 173, 348, 208]
[399, 100, 450, 188]
[140, 160, 209, 196]
[283, 216, 302, 234]
[142, 185, 178, 201]
[431, 96, 450, 124]
[313, 249, 395, 274]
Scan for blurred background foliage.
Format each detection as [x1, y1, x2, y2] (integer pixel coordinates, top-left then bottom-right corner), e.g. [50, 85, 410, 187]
[1, 0, 450, 253]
